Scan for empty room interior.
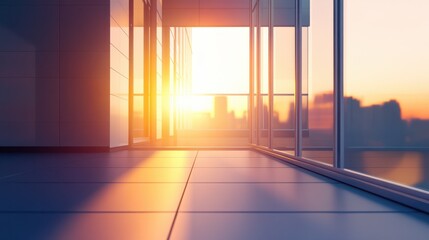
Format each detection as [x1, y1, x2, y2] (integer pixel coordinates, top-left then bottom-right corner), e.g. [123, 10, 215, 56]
[0, 0, 428, 239]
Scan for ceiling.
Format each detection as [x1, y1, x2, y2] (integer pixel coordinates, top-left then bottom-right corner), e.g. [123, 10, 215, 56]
[163, 0, 309, 27]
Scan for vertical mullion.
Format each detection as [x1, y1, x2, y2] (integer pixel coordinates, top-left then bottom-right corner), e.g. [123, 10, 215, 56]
[162, 27, 170, 140]
[149, 0, 157, 143]
[181, 29, 185, 130]
[249, 0, 254, 145]
[268, 0, 274, 149]
[143, 2, 150, 138]
[173, 27, 178, 139]
[295, 0, 303, 157]
[334, 0, 344, 168]
[129, 0, 134, 146]
[256, 3, 261, 146]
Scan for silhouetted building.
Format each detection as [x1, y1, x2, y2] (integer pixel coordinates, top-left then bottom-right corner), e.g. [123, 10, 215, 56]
[407, 119, 429, 146]
[345, 97, 407, 147]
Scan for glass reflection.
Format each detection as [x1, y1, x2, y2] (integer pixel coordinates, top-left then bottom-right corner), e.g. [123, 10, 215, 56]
[259, 0, 270, 147]
[110, 0, 129, 147]
[174, 27, 249, 147]
[302, 0, 334, 165]
[133, 0, 145, 143]
[272, 24, 295, 154]
[344, 0, 429, 191]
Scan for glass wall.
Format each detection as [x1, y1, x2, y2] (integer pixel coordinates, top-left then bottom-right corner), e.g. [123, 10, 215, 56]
[132, 0, 145, 143]
[344, 0, 429, 191]
[251, 0, 335, 161]
[249, 0, 429, 201]
[169, 28, 176, 137]
[302, 0, 334, 165]
[259, 0, 270, 148]
[175, 27, 249, 147]
[272, 0, 296, 154]
[251, 1, 259, 145]
[156, 5, 163, 139]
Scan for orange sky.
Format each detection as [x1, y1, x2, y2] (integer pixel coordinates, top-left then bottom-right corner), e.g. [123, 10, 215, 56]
[190, 0, 429, 120]
[191, 27, 249, 118]
[192, 27, 249, 95]
[344, 0, 429, 119]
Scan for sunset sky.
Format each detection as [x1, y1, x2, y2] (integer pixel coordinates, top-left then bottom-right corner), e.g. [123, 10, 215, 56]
[192, 27, 249, 95]
[190, 0, 429, 120]
[344, 0, 429, 119]
[191, 27, 249, 118]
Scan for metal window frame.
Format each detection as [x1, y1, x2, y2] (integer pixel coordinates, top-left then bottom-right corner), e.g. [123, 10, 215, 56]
[255, 1, 263, 145]
[149, 0, 158, 143]
[249, 0, 255, 144]
[268, 0, 274, 149]
[162, 27, 171, 140]
[129, 0, 135, 145]
[295, 0, 303, 156]
[251, 0, 429, 213]
[334, 0, 344, 169]
[253, 145, 429, 213]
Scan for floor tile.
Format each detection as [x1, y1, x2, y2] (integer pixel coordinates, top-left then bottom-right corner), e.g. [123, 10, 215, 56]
[189, 167, 336, 183]
[33, 157, 195, 168]
[179, 183, 413, 212]
[7, 167, 191, 183]
[109, 150, 198, 158]
[197, 150, 266, 158]
[0, 157, 34, 178]
[0, 150, 427, 240]
[0, 183, 185, 212]
[170, 213, 429, 240]
[0, 213, 174, 240]
[194, 157, 292, 168]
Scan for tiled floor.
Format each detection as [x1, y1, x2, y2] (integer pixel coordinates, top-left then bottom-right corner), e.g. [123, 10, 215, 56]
[0, 150, 428, 240]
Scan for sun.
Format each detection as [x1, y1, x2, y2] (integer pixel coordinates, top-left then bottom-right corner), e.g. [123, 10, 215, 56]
[175, 95, 213, 115]
[191, 27, 249, 95]
[182, 27, 249, 117]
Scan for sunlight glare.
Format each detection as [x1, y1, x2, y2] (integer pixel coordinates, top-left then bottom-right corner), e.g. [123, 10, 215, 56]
[192, 27, 249, 95]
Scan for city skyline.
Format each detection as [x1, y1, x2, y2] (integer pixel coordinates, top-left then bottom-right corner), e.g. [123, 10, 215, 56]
[179, 93, 429, 149]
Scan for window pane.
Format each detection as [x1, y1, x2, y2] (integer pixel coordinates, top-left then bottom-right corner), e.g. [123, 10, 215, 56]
[302, 0, 334, 165]
[259, 0, 270, 148]
[344, 0, 429, 191]
[272, 25, 295, 154]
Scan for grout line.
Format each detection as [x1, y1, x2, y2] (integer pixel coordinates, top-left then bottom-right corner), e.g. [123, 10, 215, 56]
[191, 167, 297, 169]
[0, 182, 187, 185]
[0, 210, 415, 214]
[0, 181, 341, 184]
[185, 182, 342, 184]
[175, 210, 418, 214]
[9, 166, 294, 169]
[0, 211, 177, 214]
[24, 167, 194, 169]
[0, 181, 342, 184]
[185, 181, 342, 184]
[166, 151, 199, 240]
[1, 181, 191, 184]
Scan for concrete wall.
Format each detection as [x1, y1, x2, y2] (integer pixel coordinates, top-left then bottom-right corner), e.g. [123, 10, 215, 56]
[0, 0, 111, 147]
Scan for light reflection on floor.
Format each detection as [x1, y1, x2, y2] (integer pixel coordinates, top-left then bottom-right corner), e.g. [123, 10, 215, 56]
[345, 150, 429, 191]
[0, 150, 428, 240]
